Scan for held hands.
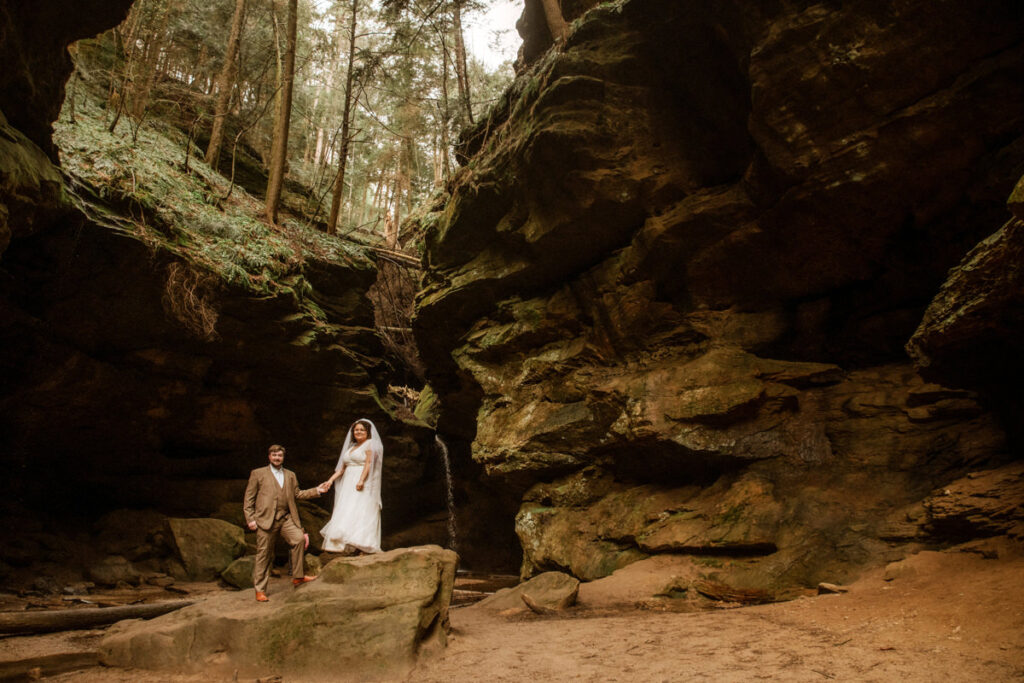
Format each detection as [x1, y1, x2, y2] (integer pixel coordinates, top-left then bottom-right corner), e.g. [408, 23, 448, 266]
[316, 481, 332, 494]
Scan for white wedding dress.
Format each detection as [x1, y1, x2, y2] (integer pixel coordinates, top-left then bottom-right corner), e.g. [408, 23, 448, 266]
[321, 434, 382, 553]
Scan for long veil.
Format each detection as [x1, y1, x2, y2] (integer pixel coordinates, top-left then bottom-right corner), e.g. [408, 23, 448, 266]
[334, 418, 383, 509]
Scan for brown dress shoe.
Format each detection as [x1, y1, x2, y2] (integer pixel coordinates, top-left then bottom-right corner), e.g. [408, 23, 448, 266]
[255, 591, 269, 602]
[292, 576, 317, 586]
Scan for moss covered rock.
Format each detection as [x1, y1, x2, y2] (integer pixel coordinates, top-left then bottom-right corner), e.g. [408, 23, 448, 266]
[166, 518, 245, 581]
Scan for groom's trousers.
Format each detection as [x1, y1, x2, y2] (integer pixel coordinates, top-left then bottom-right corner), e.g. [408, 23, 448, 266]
[252, 514, 306, 593]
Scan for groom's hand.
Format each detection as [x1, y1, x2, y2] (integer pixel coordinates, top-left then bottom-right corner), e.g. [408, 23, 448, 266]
[247, 520, 257, 531]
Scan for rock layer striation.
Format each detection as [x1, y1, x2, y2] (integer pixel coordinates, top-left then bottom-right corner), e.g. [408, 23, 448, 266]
[414, 0, 1024, 589]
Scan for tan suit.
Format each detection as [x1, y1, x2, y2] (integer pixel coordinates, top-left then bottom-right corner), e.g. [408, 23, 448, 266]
[243, 465, 319, 592]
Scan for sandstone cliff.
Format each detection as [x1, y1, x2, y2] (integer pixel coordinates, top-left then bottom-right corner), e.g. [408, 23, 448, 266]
[415, 0, 1024, 588]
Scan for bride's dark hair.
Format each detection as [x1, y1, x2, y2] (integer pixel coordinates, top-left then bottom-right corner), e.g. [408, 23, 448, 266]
[351, 420, 373, 439]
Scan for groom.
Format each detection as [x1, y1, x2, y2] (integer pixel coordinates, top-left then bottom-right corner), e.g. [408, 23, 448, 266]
[243, 444, 327, 602]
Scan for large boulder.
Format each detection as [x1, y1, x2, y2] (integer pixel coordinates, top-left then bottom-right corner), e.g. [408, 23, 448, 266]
[100, 545, 458, 678]
[907, 209, 1024, 438]
[165, 518, 245, 581]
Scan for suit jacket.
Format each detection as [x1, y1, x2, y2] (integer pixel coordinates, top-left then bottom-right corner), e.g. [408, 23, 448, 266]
[243, 465, 319, 531]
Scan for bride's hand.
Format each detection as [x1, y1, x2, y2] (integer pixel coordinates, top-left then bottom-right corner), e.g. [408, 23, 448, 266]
[355, 482, 364, 491]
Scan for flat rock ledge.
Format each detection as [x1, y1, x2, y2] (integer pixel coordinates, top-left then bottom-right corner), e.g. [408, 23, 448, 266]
[99, 545, 458, 679]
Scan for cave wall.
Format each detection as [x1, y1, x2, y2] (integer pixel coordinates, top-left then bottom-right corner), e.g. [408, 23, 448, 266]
[0, 218, 439, 530]
[0, 0, 134, 157]
[415, 0, 1024, 584]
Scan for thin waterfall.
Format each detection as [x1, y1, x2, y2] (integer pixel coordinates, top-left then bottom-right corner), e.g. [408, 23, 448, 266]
[434, 434, 458, 554]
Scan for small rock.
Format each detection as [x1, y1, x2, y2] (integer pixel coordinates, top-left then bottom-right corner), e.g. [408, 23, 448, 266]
[165, 518, 246, 581]
[956, 538, 1005, 560]
[88, 556, 141, 587]
[62, 582, 95, 595]
[817, 582, 849, 594]
[32, 576, 62, 595]
[221, 556, 255, 589]
[477, 571, 580, 611]
[883, 559, 916, 582]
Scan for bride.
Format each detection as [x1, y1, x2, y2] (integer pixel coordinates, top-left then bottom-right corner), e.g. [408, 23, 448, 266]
[320, 419, 383, 554]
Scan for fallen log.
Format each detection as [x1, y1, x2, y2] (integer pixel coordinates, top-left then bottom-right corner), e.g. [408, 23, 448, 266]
[693, 580, 773, 605]
[0, 651, 100, 682]
[0, 601, 193, 636]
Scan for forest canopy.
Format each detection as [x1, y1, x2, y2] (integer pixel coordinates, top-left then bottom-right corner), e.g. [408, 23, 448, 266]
[68, 0, 516, 243]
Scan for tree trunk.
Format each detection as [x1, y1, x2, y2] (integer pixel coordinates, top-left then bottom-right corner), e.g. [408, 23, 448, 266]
[264, 0, 298, 224]
[314, 127, 325, 165]
[438, 28, 452, 185]
[327, 0, 360, 234]
[66, 67, 79, 124]
[206, 0, 247, 168]
[310, 5, 345, 168]
[371, 167, 384, 215]
[0, 601, 193, 636]
[452, 0, 474, 124]
[132, 0, 174, 120]
[346, 162, 356, 224]
[539, 0, 569, 42]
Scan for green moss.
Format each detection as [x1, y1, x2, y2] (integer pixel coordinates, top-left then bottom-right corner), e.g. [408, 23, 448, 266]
[715, 504, 747, 526]
[413, 384, 439, 426]
[53, 88, 374, 304]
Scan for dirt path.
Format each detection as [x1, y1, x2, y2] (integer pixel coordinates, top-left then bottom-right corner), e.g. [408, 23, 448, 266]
[13, 548, 1024, 682]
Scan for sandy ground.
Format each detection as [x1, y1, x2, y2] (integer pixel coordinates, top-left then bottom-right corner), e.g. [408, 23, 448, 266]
[6, 547, 1023, 682]
[408, 549, 1024, 682]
